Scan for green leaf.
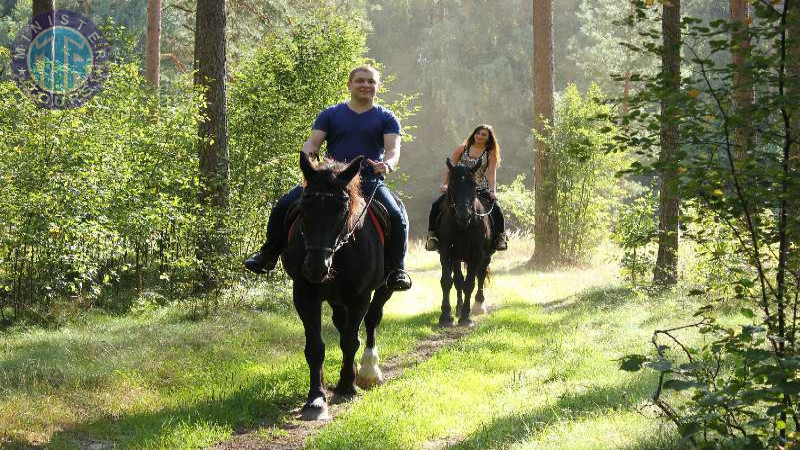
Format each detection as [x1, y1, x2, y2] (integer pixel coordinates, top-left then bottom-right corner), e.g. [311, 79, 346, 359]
[646, 358, 673, 372]
[618, 354, 647, 372]
[677, 421, 701, 438]
[663, 379, 703, 391]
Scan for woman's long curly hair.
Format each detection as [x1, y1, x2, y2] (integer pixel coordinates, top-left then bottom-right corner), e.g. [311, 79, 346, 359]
[463, 124, 501, 166]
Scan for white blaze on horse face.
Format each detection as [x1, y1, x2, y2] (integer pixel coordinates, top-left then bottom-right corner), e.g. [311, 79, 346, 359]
[356, 347, 383, 389]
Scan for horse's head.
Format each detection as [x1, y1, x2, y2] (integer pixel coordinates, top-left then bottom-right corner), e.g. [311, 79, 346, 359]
[446, 157, 479, 228]
[298, 152, 364, 283]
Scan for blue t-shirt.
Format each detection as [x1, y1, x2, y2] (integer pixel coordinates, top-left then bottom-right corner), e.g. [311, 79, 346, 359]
[312, 103, 401, 178]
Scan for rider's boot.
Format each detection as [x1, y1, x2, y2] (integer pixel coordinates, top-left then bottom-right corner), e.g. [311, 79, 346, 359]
[244, 240, 281, 274]
[386, 268, 412, 291]
[495, 231, 508, 251]
[425, 231, 439, 252]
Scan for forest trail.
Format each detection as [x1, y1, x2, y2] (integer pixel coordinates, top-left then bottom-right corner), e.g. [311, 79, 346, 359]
[211, 239, 623, 449]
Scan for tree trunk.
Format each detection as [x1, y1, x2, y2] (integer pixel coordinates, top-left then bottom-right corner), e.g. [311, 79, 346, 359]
[146, 0, 162, 90]
[653, 0, 681, 285]
[194, 0, 230, 290]
[77, 0, 91, 15]
[731, 0, 754, 160]
[787, 0, 800, 246]
[32, 0, 53, 17]
[531, 0, 560, 268]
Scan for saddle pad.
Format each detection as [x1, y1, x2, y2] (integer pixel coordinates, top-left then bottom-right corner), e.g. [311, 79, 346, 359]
[285, 198, 391, 245]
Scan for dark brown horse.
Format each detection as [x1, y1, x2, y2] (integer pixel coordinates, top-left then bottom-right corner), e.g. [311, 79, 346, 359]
[433, 158, 494, 326]
[282, 152, 393, 420]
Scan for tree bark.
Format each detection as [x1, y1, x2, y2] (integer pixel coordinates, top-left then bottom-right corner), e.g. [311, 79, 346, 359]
[194, 0, 230, 290]
[531, 0, 560, 269]
[653, 0, 681, 285]
[77, 0, 91, 15]
[787, 0, 800, 247]
[731, 0, 754, 160]
[146, 0, 162, 90]
[32, 0, 53, 17]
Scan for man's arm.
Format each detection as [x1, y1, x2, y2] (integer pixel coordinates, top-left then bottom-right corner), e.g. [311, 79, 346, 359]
[367, 133, 401, 175]
[383, 133, 402, 170]
[302, 129, 327, 159]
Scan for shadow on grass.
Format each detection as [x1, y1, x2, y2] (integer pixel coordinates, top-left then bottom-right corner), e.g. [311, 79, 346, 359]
[41, 309, 440, 448]
[445, 286, 683, 450]
[448, 379, 677, 450]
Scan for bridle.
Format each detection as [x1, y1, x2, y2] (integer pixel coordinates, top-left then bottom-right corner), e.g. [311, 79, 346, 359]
[447, 181, 494, 220]
[300, 181, 381, 255]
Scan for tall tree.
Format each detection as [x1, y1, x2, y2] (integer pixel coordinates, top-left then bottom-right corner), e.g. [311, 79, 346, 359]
[32, 0, 53, 17]
[146, 0, 162, 90]
[653, 0, 681, 285]
[788, 0, 799, 244]
[730, 0, 754, 160]
[194, 0, 230, 289]
[77, 0, 91, 15]
[531, 0, 559, 268]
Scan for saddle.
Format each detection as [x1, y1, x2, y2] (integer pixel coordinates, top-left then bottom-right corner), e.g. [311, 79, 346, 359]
[433, 195, 496, 231]
[286, 198, 390, 246]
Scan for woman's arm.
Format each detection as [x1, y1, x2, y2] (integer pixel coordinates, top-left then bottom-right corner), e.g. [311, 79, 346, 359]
[487, 151, 498, 200]
[440, 145, 466, 191]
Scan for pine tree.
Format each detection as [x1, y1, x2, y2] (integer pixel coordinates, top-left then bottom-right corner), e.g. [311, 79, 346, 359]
[194, 0, 230, 290]
[653, 0, 681, 285]
[531, 0, 560, 268]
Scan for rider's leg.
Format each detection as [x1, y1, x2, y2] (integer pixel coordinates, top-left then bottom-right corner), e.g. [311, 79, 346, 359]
[491, 201, 507, 251]
[370, 182, 412, 291]
[426, 194, 446, 251]
[245, 185, 303, 273]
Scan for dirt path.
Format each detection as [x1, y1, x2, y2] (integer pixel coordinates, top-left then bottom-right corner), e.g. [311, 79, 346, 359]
[213, 311, 491, 450]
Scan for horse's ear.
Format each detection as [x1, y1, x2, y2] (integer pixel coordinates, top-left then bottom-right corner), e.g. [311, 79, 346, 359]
[446, 158, 454, 170]
[337, 156, 363, 184]
[300, 152, 316, 182]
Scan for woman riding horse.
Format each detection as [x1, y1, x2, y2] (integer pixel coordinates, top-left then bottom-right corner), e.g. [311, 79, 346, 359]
[426, 124, 507, 252]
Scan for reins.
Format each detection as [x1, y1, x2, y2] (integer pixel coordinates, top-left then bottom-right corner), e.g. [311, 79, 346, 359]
[301, 180, 381, 255]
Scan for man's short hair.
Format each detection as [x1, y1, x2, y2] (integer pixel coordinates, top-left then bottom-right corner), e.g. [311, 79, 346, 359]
[348, 65, 381, 83]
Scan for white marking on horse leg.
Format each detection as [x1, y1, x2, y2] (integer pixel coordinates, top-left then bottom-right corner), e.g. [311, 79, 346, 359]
[471, 302, 488, 316]
[355, 347, 383, 389]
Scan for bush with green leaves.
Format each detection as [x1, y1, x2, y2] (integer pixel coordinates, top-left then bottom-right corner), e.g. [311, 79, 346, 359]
[535, 84, 631, 264]
[0, 62, 203, 323]
[0, 12, 416, 325]
[611, 191, 658, 284]
[618, 2, 800, 447]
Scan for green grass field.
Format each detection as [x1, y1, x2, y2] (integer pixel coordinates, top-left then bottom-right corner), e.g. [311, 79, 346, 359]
[0, 237, 724, 449]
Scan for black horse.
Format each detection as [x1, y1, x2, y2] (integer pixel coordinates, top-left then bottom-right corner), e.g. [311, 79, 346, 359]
[282, 152, 394, 420]
[434, 158, 494, 327]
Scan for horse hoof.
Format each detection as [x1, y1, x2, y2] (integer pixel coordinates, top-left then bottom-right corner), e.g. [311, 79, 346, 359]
[439, 316, 455, 327]
[300, 397, 330, 421]
[334, 382, 358, 398]
[458, 317, 474, 327]
[356, 347, 383, 389]
[471, 303, 488, 316]
[356, 373, 383, 389]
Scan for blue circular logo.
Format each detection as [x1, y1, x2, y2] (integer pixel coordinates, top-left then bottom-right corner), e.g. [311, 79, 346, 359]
[10, 10, 110, 110]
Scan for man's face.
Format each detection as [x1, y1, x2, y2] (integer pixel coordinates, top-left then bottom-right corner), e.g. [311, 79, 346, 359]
[348, 70, 379, 102]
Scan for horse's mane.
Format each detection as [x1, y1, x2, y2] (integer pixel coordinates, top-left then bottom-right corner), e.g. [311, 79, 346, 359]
[304, 159, 366, 230]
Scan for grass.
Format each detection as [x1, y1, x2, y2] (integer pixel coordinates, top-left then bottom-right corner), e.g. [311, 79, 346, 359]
[0, 236, 738, 449]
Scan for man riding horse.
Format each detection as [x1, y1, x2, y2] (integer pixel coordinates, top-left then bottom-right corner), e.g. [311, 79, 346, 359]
[245, 65, 412, 292]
